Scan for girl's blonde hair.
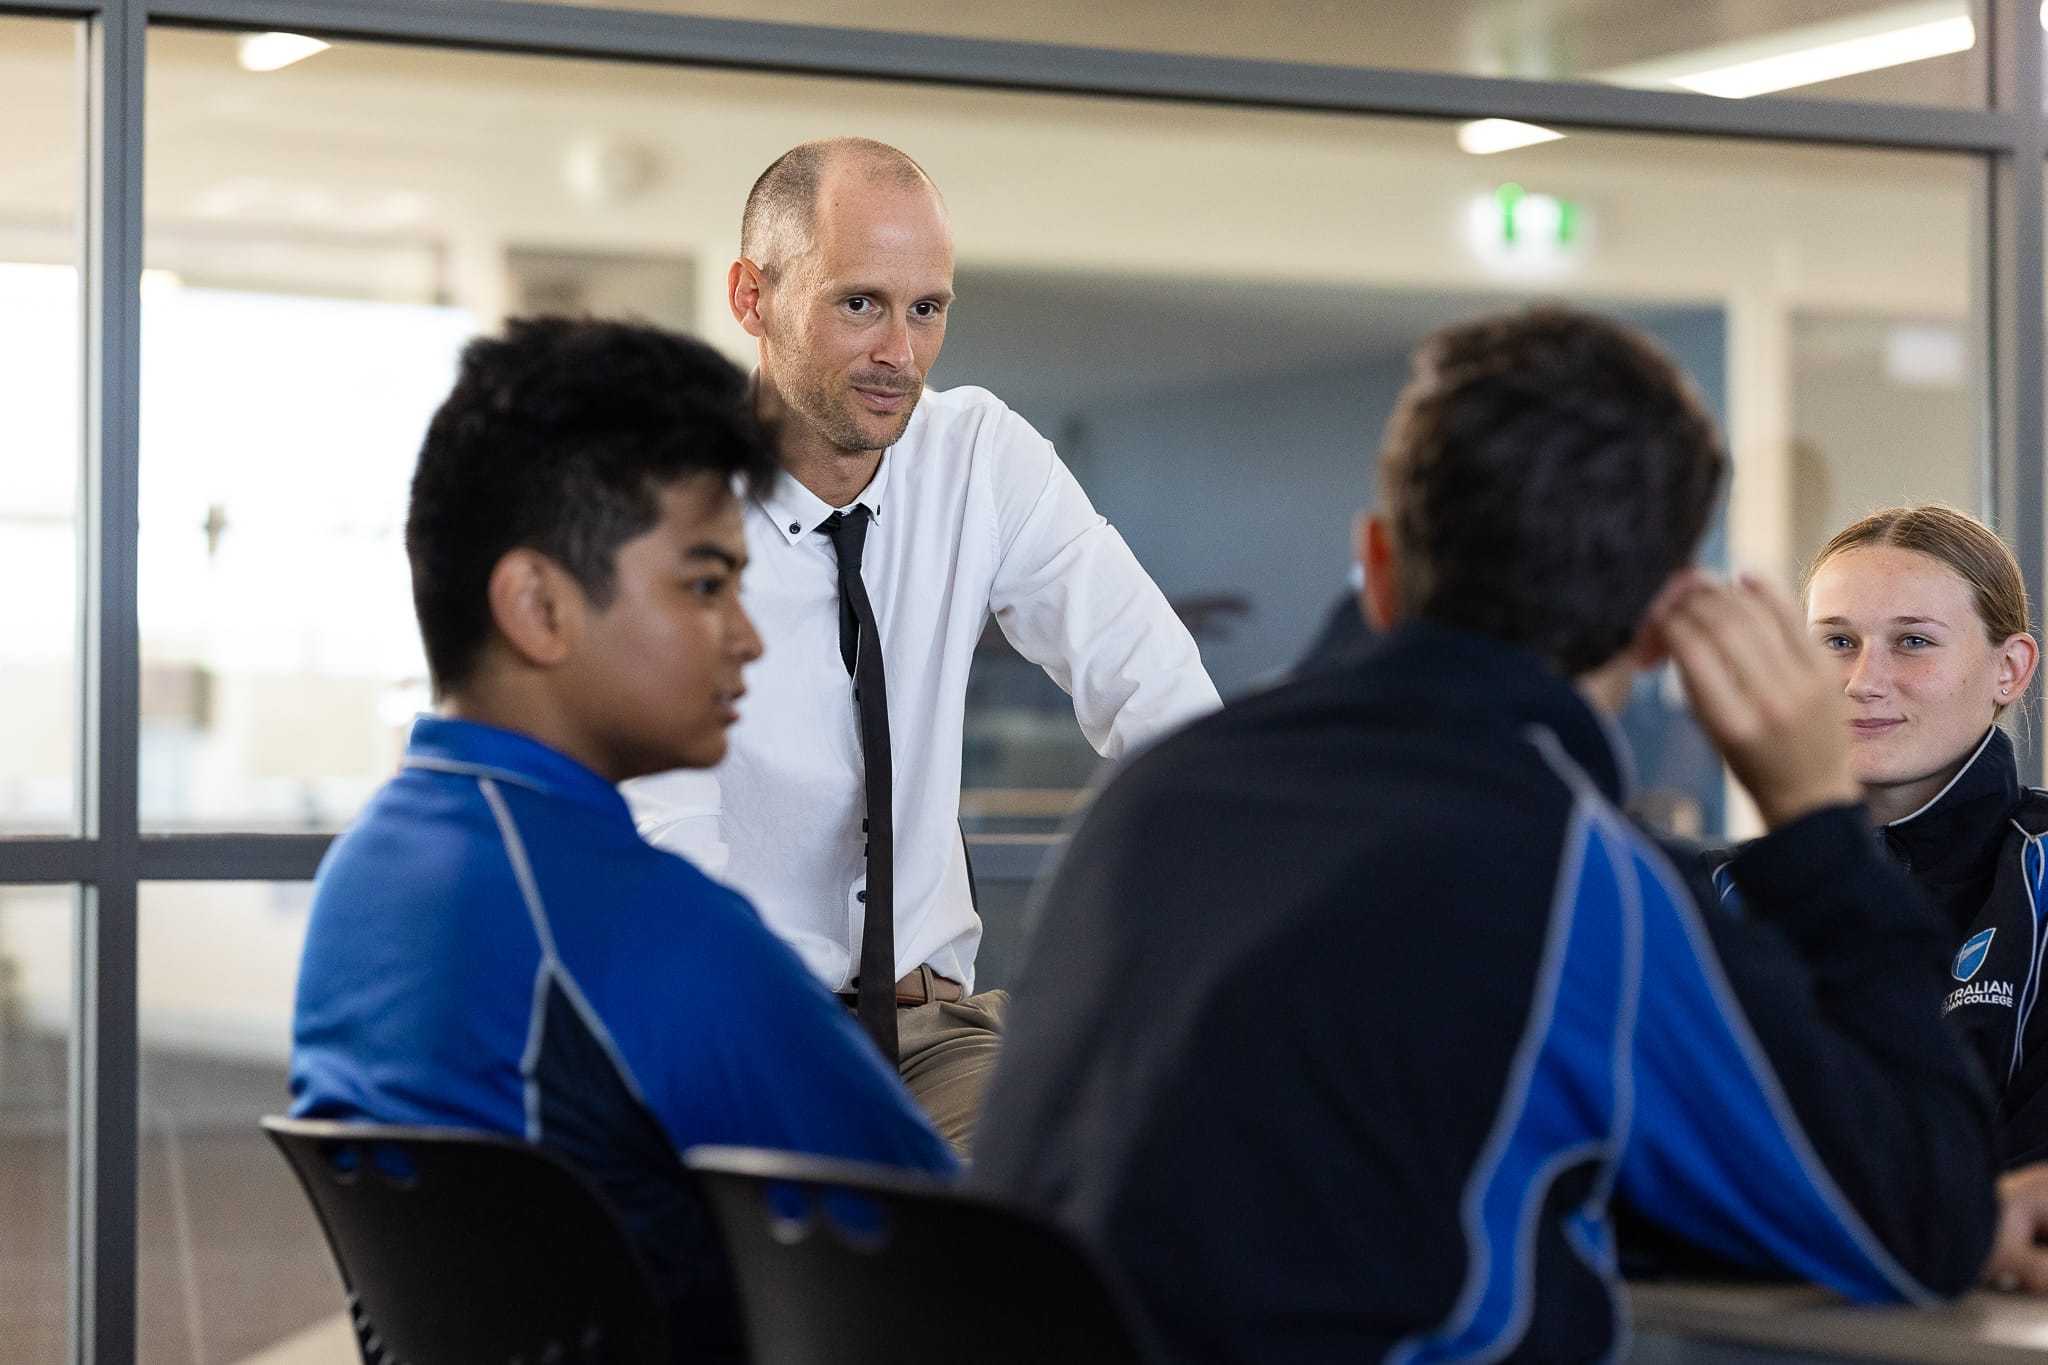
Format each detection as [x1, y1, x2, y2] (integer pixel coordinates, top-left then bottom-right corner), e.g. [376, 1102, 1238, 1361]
[1807, 504, 2033, 646]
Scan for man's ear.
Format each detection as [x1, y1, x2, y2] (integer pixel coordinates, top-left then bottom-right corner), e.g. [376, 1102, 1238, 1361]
[729, 257, 768, 338]
[1626, 567, 1704, 669]
[1357, 511, 1402, 632]
[486, 548, 583, 669]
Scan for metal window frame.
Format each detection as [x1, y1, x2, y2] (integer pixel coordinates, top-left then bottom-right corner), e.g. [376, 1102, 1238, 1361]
[73, 6, 144, 1363]
[0, 1, 2040, 1359]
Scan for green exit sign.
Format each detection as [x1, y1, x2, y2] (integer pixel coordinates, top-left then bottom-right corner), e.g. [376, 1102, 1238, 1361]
[1492, 182, 1581, 248]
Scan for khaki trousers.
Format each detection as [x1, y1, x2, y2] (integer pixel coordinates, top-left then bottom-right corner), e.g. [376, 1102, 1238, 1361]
[892, 988, 1009, 1158]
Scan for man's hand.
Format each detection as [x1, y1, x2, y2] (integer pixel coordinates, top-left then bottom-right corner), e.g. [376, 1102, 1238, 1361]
[1987, 1165, 2048, 1293]
[1658, 574, 1861, 831]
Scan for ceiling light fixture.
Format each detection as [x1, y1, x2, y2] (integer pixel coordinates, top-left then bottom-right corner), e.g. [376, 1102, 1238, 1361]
[236, 32, 331, 73]
[1456, 119, 1568, 156]
[1458, 0, 1986, 154]
[1603, 0, 1972, 98]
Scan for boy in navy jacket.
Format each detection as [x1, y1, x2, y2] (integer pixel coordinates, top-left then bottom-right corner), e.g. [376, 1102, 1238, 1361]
[972, 307, 1998, 1362]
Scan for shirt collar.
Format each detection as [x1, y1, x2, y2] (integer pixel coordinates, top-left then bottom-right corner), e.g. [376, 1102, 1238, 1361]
[758, 452, 892, 546]
[402, 714, 635, 825]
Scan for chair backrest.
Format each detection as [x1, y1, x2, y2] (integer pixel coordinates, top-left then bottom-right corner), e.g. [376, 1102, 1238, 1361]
[261, 1116, 670, 1365]
[684, 1145, 1145, 1365]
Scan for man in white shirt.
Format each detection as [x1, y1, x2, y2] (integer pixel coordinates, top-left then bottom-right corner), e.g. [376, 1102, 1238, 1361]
[625, 137, 1218, 1150]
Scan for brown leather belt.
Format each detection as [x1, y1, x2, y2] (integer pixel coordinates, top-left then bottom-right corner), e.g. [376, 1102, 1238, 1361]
[838, 964, 964, 1008]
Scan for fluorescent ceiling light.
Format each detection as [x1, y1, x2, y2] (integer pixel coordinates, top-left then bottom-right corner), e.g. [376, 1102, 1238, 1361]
[1458, 0, 1979, 154]
[1457, 119, 1567, 156]
[1660, 15, 1975, 98]
[1662, 16, 1974, 98]
[1603, 1, 1971, 98]
[237, 32, 331, 73]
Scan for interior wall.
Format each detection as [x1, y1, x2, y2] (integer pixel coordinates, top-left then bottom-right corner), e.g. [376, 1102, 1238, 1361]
[1037, 305, 1727, 697]
[1067, 353, 1406, 693]
[1788, 315, 1979, 564]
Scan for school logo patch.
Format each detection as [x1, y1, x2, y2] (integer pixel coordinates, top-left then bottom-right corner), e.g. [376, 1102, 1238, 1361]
[1954, 927, 1997, 983]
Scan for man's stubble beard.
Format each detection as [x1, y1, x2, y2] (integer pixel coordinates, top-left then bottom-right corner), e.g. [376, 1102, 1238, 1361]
[791, 369, 922, 455]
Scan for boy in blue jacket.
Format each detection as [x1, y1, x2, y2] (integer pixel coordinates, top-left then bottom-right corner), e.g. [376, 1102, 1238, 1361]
[290, 319, 954, 1358]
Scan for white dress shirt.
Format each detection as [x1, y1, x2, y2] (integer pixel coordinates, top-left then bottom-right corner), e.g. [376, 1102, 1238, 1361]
[623, 385, 1219, 993]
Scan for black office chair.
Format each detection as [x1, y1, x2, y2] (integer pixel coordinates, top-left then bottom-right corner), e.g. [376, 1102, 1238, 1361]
[261, 1116, 670, 1365]
[685, 1145, 1147, 1364]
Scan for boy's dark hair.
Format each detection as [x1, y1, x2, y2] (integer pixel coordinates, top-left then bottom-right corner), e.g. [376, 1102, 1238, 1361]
[1379, 305, 1727, 675]
[406, 316, 776, 692]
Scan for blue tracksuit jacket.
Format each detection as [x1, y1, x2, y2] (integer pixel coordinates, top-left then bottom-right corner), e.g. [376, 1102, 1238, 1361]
[290, 716, 955, 1357]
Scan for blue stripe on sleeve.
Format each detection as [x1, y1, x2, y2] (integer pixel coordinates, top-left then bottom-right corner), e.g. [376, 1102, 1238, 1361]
[1388, 803, 1638, 1365]
[1617, 841, 1931, 1305]
[2008, 830, 2047, 1081]
[1708, 862, 1745, 916]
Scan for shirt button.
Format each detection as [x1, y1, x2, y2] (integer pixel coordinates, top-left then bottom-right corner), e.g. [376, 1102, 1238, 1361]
[857, 890, 867, 902]
[788, 522, 801, 534]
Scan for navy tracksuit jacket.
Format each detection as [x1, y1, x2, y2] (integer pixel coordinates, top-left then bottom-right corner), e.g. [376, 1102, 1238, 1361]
[1708, 724, 2048, 1169]
[971, 621, 1998, 1363]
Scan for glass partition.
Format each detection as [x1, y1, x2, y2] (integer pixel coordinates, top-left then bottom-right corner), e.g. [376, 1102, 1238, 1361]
[136, 882, 335, 1365]
[0, 17, 83, 837]
[142, 27, 1978, 841]
[0, 886, 78, 1363]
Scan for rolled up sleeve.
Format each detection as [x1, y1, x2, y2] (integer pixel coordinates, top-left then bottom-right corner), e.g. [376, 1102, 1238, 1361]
[984, 420, 1220, 759]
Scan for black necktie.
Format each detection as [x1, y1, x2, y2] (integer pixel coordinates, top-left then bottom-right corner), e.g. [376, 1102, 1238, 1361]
[820, 507, 898, 1063]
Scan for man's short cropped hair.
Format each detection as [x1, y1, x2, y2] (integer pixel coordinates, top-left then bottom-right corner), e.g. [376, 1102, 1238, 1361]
[740, 137, 936, 280]
[1379, 305, 1726, 675]
[405, 316, 776, 693]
